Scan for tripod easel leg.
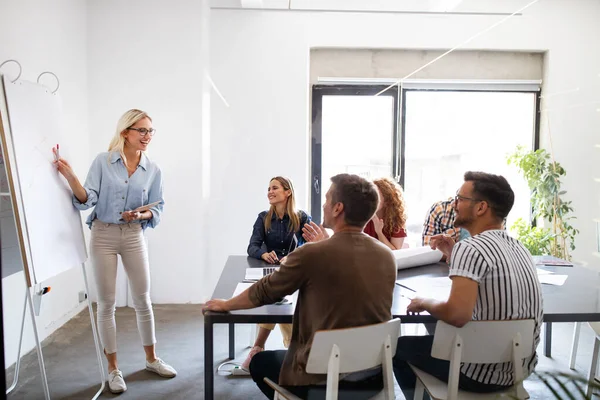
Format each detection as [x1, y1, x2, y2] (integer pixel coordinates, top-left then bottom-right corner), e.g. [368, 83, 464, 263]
[6, 290, 27, 394]
[6, 287, 51, 399]
[26, 286, 51, 400]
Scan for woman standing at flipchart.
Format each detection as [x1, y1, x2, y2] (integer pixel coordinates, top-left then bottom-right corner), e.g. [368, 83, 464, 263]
[53, 109, 175, 394]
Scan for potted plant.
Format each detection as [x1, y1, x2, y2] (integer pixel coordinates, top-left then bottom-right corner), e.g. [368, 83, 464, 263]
[506, 145, 579, 260]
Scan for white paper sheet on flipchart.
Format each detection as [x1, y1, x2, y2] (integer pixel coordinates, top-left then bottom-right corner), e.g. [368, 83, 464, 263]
[398, 277, 453, 301]
[233, 282, 298, 304]
[392, 247, 443, 270]
[538, 274, 568, 286]
[1, 76, 87, 284]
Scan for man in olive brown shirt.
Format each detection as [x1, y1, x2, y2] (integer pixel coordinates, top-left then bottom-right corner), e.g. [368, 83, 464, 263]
[203, 174, 397, 399]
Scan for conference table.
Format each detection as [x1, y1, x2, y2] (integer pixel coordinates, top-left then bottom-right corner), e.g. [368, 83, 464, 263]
[203, 255, 600, 400]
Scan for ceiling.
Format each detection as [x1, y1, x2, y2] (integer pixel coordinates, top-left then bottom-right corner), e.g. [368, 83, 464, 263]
[210, 0, 532, 15]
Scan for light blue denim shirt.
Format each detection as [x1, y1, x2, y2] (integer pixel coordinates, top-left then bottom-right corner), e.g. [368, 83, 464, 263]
[73, 151, 164, 230]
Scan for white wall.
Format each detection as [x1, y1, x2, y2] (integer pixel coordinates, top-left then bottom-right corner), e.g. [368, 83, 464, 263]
[87, 0, 210, 304]
[0, 0, 90, 367]
[4, 0, 597, 316]
[207, 0, 600, 297]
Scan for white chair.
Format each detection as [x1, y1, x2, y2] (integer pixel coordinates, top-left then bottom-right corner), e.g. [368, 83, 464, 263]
[410, 320, 535, 400]
[264, 318, 401, 400]
[569, 321, 600, 398]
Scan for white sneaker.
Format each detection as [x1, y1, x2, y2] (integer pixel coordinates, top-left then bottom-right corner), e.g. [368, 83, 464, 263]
[108, 369, 127, 394]
[146, 358, 177, 378]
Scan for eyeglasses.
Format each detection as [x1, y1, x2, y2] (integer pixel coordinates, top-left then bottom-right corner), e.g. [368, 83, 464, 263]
[455, 193, 482, 203]
[127, 127, 156, 137]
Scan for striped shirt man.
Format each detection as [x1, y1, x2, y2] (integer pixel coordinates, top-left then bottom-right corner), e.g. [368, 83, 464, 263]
[450, 230, 543, 386]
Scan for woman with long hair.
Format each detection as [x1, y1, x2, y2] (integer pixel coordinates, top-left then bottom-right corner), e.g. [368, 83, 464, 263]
[245, 176, 311, 371]
[364, 177, 408, 250]
[302, 177, 407, 250]
[53, 109, 175, 394]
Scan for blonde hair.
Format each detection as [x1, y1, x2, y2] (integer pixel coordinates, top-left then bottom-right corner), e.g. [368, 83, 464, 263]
[108, 109, 152, 168]
[264, 176, 301, 233]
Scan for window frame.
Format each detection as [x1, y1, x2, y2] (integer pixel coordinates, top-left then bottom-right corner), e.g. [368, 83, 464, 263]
[310, 84, 400, 223]
[399, 87, 541, 188]
[310, 83, 541, 225]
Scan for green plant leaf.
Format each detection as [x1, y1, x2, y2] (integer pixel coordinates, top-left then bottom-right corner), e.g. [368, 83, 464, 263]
[537, 372, 567, 398]
[506, 145, 578, 260]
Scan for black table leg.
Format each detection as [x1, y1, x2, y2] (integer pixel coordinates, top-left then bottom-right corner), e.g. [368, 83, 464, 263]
[544, 322, 552, 357]
[229, 323, 235, 359]
[204, 315, 214, 400]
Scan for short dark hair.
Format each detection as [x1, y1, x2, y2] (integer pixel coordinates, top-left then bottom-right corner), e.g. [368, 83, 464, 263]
[330, 174, 379, 228]
[464, 171, 514, 220]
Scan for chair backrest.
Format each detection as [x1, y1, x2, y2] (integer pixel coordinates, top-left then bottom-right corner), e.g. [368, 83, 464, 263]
[431, 320, 535, 364]
[305, 319, 401, 374]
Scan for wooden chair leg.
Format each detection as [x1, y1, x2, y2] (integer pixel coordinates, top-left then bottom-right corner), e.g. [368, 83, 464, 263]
[264, 377, 301, 400]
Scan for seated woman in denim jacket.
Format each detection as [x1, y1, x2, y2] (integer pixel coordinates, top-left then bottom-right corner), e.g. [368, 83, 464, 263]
[244, 176, 311, 371]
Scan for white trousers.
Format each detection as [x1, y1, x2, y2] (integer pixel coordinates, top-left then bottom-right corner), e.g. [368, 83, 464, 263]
[90, 221, 156, 353]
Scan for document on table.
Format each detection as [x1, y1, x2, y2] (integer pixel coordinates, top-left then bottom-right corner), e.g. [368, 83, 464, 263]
[537, 274, 568, 286]
[233, 282, 253, 297]
[396, 277, 452, 301]
[536, 267, 553, 275]
[232, 282, 298, 305]
[536, 267, 568, 285]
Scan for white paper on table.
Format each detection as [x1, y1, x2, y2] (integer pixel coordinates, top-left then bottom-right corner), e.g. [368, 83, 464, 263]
[392, 247, 444, 270]
[538, 274, 568, 286]
[232, 282, 298, 305]
[536, 268, 554, 275]
[398, 276, 452, 301]
[233, 282, 253, 297]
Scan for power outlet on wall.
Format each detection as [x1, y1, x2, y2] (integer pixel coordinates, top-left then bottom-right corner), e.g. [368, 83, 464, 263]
[78, 291, 87, 303]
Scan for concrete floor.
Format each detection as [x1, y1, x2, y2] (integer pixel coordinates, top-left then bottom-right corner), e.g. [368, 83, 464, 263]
[4, 305, 600, 399]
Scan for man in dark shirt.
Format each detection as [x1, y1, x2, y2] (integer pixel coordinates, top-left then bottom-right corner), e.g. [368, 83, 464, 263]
[203, 174, 397, 398]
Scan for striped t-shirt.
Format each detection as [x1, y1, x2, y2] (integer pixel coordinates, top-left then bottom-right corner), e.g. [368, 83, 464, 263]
[449, 230, 543, 386]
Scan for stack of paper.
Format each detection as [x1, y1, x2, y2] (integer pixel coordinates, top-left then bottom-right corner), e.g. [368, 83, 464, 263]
[533, 255, 573, 266]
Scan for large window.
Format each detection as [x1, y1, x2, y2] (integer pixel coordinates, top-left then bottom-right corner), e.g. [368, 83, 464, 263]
[310, 86, 399, 223]
[402, 90, 539, 246]
[311, 84, 540, 246]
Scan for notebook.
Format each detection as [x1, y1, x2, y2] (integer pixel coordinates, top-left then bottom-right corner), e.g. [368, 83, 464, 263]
[133, 200, 162, 212]
[533, 255, 573, 267]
